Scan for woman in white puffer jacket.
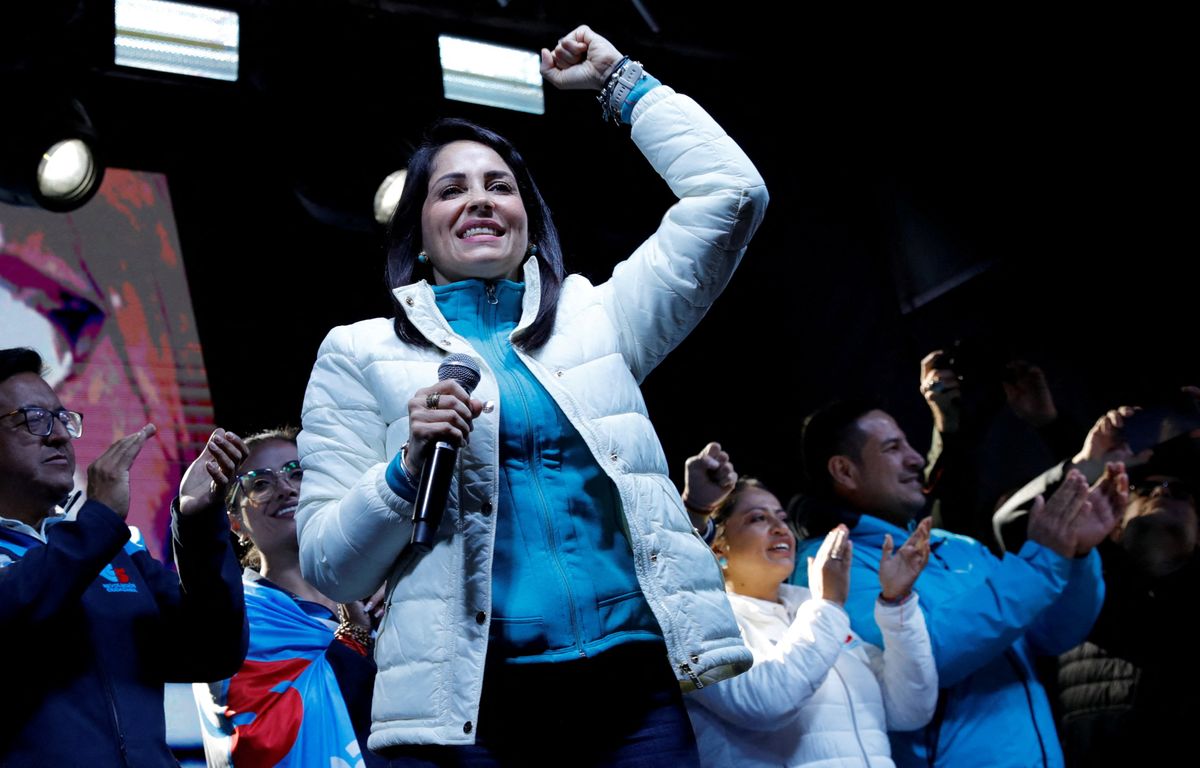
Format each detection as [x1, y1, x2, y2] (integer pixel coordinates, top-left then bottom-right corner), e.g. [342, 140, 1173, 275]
[683, 467, 938, 768]
[296, 24, 767, 766]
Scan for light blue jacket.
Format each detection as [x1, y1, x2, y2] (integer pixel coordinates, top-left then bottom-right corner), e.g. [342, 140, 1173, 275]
[795, 513, 1104, 767]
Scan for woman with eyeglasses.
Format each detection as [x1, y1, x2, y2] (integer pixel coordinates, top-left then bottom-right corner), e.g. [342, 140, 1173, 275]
[193, 427, 386, 768]
[296, 24, 766, 766]
[684, 468, 939, 768]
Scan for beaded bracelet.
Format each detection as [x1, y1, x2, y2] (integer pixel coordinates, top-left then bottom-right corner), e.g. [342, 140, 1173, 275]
[598, 57, 646, 125]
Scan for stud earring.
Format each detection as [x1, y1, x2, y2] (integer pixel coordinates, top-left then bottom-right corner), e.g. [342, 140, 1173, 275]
[717, 555, 728, 570]
[417, 251, 429, 264]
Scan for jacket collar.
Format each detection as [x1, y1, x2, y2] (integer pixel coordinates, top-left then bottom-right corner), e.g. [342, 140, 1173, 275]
[391, 257, 543, 348]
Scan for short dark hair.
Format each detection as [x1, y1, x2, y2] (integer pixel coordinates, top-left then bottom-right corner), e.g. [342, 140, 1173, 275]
[0, 347, 45, 385]
[384, 118, 565, 352]
[800, 398, 881, 499]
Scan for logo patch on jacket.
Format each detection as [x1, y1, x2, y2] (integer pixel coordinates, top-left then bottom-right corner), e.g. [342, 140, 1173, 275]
[100, 563, 138, 593]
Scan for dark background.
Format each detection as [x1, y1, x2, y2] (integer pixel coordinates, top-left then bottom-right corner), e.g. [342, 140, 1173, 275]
[4, 1, 1194, 497]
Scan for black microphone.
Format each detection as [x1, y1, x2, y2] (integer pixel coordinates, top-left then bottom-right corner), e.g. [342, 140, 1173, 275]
[411, 353, 482, 551]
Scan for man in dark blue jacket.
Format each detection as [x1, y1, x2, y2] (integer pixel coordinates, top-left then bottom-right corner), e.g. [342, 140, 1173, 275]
[0, 347, 248, 766]
[791, 399, 1124, 768]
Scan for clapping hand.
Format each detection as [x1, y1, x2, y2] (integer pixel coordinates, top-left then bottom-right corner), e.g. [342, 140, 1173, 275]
[1025, 466, 1123, 558]
[180, 429, 248, 517]
[808, 525, 852, 606]
[1074, 462, 1128, 555]
[879, 517, 932, 602]
[87, 424, 157, 519]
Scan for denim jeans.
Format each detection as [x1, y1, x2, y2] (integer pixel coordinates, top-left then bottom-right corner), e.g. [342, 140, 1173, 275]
[380, 642, 700, 767]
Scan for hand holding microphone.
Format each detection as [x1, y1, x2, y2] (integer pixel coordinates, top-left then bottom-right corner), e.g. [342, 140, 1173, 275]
[405, 354, 484, 550]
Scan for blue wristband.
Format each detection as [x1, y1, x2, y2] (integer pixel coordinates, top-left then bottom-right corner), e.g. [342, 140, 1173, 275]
[621, 74, 661, 124]
[385, 446, 419, 502]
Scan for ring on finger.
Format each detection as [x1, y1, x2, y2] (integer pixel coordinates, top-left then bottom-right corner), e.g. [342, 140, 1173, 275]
[425, 393, 441, 409]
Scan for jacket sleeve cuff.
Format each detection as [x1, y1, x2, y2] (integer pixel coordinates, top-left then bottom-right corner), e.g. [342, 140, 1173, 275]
[170, 496, 231, 544]
[629, 84, 676, 125]
[384, 451, 418, 503]
[1017, 538, 1074, 583]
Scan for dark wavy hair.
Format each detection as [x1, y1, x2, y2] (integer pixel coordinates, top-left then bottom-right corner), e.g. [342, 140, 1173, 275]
[384, 118, 566, 352]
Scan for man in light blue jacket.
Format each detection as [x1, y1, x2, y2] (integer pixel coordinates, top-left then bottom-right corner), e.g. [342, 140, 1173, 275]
[791, 399, 1125, 767]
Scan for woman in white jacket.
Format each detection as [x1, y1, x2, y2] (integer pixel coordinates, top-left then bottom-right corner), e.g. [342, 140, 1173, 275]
[296, 24, 767, 767]
[686, 474, 938, 768]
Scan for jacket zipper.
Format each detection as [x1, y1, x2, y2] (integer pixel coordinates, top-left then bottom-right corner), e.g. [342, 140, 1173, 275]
[832, 666, 871, 767]
[678, 662, 703, 689]
[486, 291, 584, 656]
[1005, 649, 1049, 768]
[99, 665, 132, 767]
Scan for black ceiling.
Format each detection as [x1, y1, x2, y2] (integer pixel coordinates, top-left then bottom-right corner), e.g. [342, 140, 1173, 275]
[3, 2, 1193, 495]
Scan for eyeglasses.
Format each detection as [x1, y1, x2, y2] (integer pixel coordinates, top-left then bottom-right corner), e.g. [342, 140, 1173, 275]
[1, 407, 84, 439]
[235, 460, 303, 502]
[1130, 478, 1194, 501]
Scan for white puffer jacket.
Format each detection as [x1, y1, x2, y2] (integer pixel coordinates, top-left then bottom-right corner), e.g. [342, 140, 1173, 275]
[295, 86, 768, 750]
[688, 585, 938, 768]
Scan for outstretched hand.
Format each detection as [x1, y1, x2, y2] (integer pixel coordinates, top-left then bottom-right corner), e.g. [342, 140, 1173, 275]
[540, 25, 624, 91]
[879, 517, 932, 602]
[180, 428, 249, 517]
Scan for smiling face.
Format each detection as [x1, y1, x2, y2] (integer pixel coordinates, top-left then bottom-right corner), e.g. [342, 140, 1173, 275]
[837, 410, 927, 525]
[230, 439, 300, 564]
[0, 372, 76, 526]
[419, 140, 530, 286]
[715, 486, 796, 598]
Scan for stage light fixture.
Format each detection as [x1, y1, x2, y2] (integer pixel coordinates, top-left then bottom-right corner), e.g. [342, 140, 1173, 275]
[0, 98, 105, 213]
[114, 0, 239, 82]
[373, 170, 408, 226]
[438, 35, 544, 115]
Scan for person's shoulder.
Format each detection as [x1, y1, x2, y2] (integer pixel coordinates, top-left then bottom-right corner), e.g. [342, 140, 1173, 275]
[320, 317, 395, 348]
[315, 317, 419, 364]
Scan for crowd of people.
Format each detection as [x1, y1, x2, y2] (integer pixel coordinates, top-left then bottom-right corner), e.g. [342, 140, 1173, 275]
[2, 22, 1195, 768]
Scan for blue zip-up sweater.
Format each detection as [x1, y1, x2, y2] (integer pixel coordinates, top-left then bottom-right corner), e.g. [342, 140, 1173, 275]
[794, 512, 1104, 768]
[0, 499, 247, 767]
[386, 279, 662, 663]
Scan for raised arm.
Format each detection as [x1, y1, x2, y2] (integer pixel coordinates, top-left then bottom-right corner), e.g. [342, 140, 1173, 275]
[870, 517, 938, 730]
[147, 428, 249, 682]
[539, 26, 768, 382]
[681, 441, 738, 532]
